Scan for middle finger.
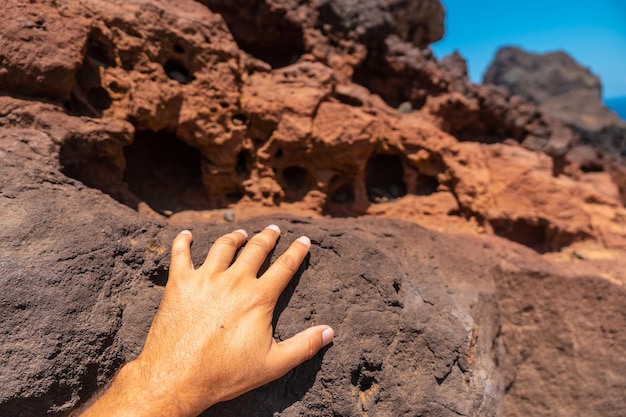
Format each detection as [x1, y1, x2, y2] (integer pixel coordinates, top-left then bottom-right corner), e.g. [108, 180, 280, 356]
[231, 224, 281, 276]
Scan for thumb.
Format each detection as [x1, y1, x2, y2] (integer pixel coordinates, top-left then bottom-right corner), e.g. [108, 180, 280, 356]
[268, 325, 334, 378]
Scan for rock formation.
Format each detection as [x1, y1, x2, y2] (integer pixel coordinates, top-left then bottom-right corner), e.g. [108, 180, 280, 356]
[484, 46, 626, 157]
[1, 1, 626, 416]
[0, 130, 504, 416]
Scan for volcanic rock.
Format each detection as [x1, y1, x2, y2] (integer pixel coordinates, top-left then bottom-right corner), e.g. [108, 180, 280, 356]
[1, 0, 626, 416]
[484, 46, 626, 156]
[315, 0, 444, 49]
[1, 126, 505, 416]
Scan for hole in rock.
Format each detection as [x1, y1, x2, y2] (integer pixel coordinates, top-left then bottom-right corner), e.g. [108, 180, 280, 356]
[120, 49, 141, 71]
[552, 155, 567, 177]
[235, 150, 251, 177]
[280, 166, 312, 202]
[282, 166, 309, 190]
[491, 218, 548, 253]
[202, 1, 305, 68]
[59, 136, 124, 192]
[353, 70, 406, 109]
[226, 192, 243, 204]
[352, 43, 442, 110]
[87, 37, 116, 68]
[332, 91, 364, 107]
[490, 217, 580, 253]
[232, 114, 247, 126]
[415, 174, 439, 195]
[331, 183, 355, 204]
[275, 149, 284, 159]
[173, 44, 185, 54]
[323, 175, 357, 217]
[350, 361, 381, 392]
[163, 59, 192, 84]
[87, 87, 112, 111]
[365, 154, 407, 203]
[64, 29, 119, 117]
[350, 371, 375, 392]
[123, 130, 209, 214]
[580, 162, 604, 173]
[350, 369, 360, 387]
[66, 57, 107, 117]
[149, 266, 168, 287]
[431, 98, 529, 144]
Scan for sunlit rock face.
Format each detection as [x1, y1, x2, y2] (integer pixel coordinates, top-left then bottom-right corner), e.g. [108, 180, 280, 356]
[1, 1, 626, 416]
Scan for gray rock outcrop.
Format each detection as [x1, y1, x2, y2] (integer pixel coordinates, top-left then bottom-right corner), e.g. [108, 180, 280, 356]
[484, 46, 626, 156]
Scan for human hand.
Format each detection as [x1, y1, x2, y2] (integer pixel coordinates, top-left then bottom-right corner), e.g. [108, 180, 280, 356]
[80, 225, 334, 417]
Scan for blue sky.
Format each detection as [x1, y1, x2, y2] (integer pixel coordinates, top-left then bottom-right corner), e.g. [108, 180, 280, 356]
[431, 0, 626, 99]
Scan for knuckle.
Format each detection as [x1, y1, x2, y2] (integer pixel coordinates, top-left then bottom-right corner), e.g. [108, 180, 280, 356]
[256, 286, 275, 305]
[215, 234, 239, 248]
[276, 253, 299, 273]
[307, 335, 318, 359]
[247, 237, 271, 252]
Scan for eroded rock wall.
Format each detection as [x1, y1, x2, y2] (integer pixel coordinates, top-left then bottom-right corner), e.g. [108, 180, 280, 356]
[3, 0, 626, 252]
[1, 126, 505, 416]
[2, 0, 626, 416]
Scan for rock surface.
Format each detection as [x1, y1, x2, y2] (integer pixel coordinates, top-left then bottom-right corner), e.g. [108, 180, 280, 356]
[495, 249, 626, 417]
[1, 0, 626, 416]
[1, 127, 504, 416]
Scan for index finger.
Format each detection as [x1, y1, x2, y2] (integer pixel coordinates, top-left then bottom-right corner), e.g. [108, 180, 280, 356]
[170, 230, 193, 277]
[260, 236, 311, 301]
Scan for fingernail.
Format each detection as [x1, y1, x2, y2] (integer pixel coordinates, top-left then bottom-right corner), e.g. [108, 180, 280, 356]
[179, 230, 192, 235]
[322, 327, 334, 347]
[296, 236, 311, 246]
[234, 229, 248, 238]
[266, 224, 281, 233]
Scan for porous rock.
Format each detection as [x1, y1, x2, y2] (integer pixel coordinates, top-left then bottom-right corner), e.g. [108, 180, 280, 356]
[1, 0, 626, 416]
[0, 2, 89, 99]
[1, 126, 503, 416]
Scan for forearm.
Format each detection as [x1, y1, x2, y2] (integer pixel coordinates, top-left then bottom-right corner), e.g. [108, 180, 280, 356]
[77, 361, 192, 417]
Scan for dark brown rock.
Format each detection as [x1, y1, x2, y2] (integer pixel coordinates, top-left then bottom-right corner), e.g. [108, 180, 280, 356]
[387, 0, 445, 48]
[315, 0, 444, 49]
[493, 245, 626, 417]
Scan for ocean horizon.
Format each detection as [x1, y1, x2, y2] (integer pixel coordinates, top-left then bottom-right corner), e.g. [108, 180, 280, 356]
[606, 96, 626, 121]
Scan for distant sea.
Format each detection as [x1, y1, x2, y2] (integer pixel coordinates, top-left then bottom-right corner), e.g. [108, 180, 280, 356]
[606, 96, 626, 121]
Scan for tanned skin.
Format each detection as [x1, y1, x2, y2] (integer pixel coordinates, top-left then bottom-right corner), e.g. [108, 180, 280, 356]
[78, 224, 334, 417]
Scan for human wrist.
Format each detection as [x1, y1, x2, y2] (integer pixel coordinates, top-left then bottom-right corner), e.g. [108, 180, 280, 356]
[79, 360, 191, 417]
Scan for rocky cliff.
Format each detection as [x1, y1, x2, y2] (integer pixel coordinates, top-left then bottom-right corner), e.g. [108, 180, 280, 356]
[1, 1, 626, 416]
[484, 46, 626, 159]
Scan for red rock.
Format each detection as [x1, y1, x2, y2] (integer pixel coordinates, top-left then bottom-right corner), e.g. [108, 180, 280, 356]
[0, 2, 89, 99]
[1, 0, 626, 416]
